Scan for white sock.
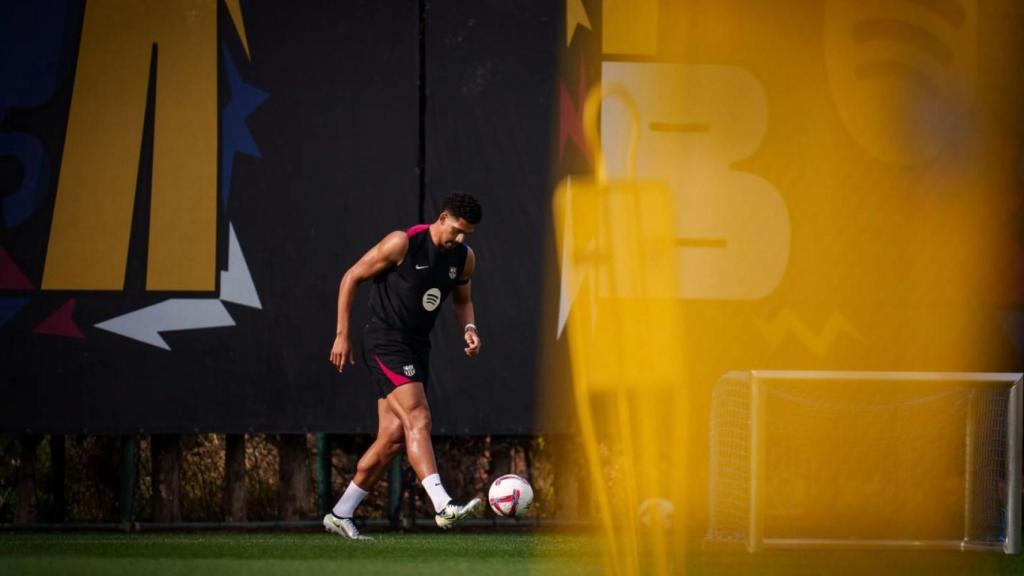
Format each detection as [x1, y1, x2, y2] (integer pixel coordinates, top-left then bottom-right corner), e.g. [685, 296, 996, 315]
[332, 482, 368, 518]
[422, 473, 452, 513]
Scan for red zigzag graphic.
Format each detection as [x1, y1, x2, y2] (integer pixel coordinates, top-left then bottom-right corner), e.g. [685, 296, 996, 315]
[34, 298, 85, 339]
[0, 248, 33, 290]
[559, 52, 591, 164]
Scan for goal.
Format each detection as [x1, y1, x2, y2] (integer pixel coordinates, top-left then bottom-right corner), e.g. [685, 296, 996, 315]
[706, 371, 1021, 553]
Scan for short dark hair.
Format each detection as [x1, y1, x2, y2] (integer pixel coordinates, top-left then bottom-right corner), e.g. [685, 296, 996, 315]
[442, 192, 482, 224]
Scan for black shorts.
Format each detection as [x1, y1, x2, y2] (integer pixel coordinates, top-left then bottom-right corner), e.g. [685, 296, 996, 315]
[362, 317, 430, 398]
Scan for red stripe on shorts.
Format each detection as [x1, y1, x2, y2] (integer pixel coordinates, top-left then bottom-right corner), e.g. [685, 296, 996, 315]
[375, 355, 413, 386]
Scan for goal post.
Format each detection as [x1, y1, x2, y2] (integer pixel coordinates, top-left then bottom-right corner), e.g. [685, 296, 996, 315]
[706, 370, 1022, 554]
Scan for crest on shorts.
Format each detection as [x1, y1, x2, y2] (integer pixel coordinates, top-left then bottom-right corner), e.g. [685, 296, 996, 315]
[449, 266, 458, 280]
[403, 364, 416, 377]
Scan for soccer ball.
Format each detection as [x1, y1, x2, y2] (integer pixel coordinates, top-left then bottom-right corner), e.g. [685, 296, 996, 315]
[637, 497, 674, 529]
[488, 474, 533, 517]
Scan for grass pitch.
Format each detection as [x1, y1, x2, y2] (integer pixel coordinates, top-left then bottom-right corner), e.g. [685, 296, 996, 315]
[0, 531, 602, 576]
[3, 531, 1022, 575]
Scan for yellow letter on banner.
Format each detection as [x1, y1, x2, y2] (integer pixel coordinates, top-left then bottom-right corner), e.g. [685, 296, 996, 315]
[602, 63, 790, 300]
[602, 0, 658, 56]
[43, 0, 216, 291]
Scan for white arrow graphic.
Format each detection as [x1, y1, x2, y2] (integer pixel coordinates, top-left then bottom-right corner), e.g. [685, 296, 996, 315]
[220, 223, 262, 309]
[95, 299, 235, 350]
[557, 177, 596, 339]
[94, 220, 263, 350]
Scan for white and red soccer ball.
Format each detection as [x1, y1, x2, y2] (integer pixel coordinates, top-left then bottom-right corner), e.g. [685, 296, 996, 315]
[488, 474, 533, 517]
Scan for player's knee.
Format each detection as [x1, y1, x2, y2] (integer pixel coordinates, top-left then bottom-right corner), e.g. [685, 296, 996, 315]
[381, 423, 405, 451]
[406, 408, 432, 436]
[385, 439, 404, 458]
[382, 420, 404, 444]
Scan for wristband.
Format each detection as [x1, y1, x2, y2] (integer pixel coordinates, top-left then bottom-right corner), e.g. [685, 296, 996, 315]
[464, 323, 478, 333]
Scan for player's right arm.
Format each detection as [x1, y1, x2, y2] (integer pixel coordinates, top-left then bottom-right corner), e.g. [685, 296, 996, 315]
[330, 231, 408, 372]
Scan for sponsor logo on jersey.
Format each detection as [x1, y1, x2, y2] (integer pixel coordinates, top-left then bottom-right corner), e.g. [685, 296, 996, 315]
[403, 364, 416, 377]
[449, 266, 457, 280]
[422, 288, 442, 311]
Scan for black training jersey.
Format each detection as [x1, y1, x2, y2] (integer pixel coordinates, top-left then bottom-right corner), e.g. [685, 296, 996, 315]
[369, 224, 469, 340]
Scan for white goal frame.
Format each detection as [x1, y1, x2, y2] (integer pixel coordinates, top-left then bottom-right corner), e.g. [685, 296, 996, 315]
[707, 370, 1022, 554]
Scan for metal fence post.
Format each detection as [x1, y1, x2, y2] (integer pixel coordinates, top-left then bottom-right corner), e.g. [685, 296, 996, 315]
[316, 433, 330, 516]
[388, 456, 403, 528]
[119, 435, 137, 529]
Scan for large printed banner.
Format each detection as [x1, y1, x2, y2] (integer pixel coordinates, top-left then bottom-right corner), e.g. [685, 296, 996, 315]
[0, 0, 555, 433]
[549, 0, 1024, 433]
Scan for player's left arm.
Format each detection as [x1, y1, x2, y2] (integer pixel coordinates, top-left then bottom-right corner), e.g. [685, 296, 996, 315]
[452, 247, 480, 358]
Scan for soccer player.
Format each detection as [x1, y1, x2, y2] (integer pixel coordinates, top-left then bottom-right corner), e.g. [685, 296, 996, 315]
[324, 193, 484, 540]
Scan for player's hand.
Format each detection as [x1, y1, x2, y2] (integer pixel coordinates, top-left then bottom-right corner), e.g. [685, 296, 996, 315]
[464, 327, 481, 358]
[330, 335, 355, 372]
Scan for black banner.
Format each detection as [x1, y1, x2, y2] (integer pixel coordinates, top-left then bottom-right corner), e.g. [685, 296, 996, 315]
[0, 0, 555, 434]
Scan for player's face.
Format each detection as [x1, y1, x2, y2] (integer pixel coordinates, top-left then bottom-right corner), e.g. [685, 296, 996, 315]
[439, 212, 475, 250]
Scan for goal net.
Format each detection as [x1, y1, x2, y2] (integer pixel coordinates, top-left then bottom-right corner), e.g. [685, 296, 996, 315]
[706, 371, 1021, 553]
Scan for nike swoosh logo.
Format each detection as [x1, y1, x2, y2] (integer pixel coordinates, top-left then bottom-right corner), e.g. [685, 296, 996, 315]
[416, 265, 429, 270]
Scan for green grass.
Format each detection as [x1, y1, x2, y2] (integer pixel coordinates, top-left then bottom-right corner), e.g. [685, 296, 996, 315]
[688, 548, 1024, 576]
[2, 531, 1021, 575]
[0, 531, 602, 576]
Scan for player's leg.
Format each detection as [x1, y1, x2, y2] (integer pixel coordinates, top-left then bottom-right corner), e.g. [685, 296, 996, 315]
[385, 381, 437, 478]
[332, 399, 403, 514]
[352, 398, 405, 487]
[387, 382, 480, 528]
[325, 399, 403, 540]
